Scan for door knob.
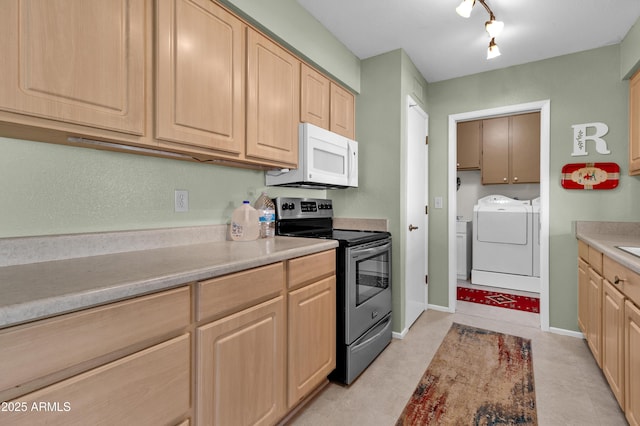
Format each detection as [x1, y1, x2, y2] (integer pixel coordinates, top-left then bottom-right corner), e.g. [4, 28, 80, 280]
[409, 224, 419, 231]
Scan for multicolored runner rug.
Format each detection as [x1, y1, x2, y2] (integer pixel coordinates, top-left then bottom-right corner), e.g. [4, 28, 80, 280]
[396, 323, 537, 425]
[457, 287, 540, 313]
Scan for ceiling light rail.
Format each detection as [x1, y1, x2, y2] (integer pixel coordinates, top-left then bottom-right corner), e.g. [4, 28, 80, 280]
[456, 0, 504, 59]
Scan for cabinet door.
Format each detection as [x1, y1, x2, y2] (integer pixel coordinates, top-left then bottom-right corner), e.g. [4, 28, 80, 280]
[197, 296, 286, 426]
[630, 69, 640, 176]
[0, 0, 145, 135]
[456, 233, 467, 278]
[602, 280, 625, 408]
[288, 276, 336, 408]
[457, 120, 481, 170]
[626, 300, 640, 426]
[4, 335, 190, 426]
[481, 116, 509, 184]
[588, 267, 603, 367]
[301, 63, 330, 130]
[156, 0, 245, 156]
[330, 82, 355, 139]
[578, 258, 589, 334]
[510, 112, 540, 183]
[246, 29, 300, 167]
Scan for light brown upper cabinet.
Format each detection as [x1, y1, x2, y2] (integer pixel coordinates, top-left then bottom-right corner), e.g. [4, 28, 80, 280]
[0, 0, 145, 136]
[629, 69, 640, 175]
[330, 83, 355, 139]
[301, 64, 331, 130]
[482, 112, 540, 184]
[156, 0, 246, 158]
[246, 29, 300, 167]
[457, 120, 481, 170]
[300, 64, 355, 139]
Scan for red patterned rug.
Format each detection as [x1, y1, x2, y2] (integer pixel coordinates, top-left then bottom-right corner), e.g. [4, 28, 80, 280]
[396, 323, 537, 425]
[457, 287, 540, 313]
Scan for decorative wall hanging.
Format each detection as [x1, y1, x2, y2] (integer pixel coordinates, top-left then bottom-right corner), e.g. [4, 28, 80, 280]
[571, 122, 611, 156]
[561, 162, 620, 190]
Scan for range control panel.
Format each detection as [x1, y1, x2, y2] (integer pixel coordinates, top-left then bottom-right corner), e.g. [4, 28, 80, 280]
[274, 197, 333, 220]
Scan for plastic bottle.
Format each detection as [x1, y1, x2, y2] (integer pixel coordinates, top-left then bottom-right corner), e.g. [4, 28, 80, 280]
[230, 201, 260, 241]
[254, 192, 276, 238]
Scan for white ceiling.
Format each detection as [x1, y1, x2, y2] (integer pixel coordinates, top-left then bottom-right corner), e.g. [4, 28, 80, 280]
[296, 0, 640, 83]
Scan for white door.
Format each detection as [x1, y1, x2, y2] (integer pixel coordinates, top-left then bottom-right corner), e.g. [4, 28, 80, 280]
[405, 96, 428, 330]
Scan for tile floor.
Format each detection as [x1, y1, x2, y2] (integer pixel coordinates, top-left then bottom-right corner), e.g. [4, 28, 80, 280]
[287, 304, 627, 425]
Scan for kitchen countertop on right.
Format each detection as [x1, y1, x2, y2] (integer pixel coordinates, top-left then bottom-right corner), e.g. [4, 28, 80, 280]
[575, 221, 640, 274]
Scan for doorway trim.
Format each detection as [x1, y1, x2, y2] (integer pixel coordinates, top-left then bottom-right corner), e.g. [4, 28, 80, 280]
[447, 100, 551, 331]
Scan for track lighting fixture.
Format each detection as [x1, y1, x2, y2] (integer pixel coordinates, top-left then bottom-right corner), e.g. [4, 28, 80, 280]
[456, 0, 503, 59]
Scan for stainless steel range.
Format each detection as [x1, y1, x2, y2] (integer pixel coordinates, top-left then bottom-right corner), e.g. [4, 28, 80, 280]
[274, 197, 392, 385]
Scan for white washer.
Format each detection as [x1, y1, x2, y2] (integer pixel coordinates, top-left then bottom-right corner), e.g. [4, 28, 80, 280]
[532, 197, 540, 277]
[472, 195, 533, 277]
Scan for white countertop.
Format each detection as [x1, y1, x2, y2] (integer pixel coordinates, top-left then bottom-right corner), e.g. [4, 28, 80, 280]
[0, 236, 337, 329]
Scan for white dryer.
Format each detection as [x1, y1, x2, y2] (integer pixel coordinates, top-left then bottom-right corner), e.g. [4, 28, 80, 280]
[532, 197, 540, 277]
[472, 195, 533, 277]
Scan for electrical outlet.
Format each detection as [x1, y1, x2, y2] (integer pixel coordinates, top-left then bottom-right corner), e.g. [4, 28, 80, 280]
[175, 190, 188, 212]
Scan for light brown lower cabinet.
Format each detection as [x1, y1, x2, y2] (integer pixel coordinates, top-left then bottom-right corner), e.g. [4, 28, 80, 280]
[587, 267, 603, 367]
[288, 275, 336, 408]
[0, 286, 192, 425]
[196, 296, 286, 426]
[196, 250, 337, 425]
[602, 279, 625, 408]
[4, 334, 191, 426]
[626, 300, 640, 426]
[577, 257, 589, 334]
[579, 240, 640, 424]
[1, 249, 337, 426]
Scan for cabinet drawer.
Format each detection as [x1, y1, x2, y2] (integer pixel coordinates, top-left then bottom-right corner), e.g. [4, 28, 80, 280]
[0, 286, 190, 398]
[287, 250, 336, 290]
[578, 240, 589, 261]
[5, 334, 191, 426]
[589, 246, 604, 275]
[197, 262, 284, 321]
[604, 256, 640, 307]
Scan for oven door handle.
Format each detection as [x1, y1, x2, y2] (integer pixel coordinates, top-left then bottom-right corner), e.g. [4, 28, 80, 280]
[352, 241, 391, 259]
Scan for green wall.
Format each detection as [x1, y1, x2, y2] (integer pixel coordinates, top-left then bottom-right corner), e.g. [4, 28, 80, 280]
[621, 18, 640, 79]
[0, 138, 326, 237]
[427, 45, 640, 331]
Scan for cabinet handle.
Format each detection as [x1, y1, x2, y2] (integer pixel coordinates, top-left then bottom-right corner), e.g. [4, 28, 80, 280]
[614, 275, 625, 285]
[503, 177, 508, 182]
[514, 176, 519, 181]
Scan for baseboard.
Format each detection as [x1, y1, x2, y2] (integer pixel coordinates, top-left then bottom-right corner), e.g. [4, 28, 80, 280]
[392, 328, 408, 339]
[548, 326, 585, 339]
[427, 304, 455, 313]
[471, 269, 540, 293]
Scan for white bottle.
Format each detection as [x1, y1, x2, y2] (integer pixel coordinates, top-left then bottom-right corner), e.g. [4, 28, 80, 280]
[230, 201, 260, 241]
[254, 192, 276, 238]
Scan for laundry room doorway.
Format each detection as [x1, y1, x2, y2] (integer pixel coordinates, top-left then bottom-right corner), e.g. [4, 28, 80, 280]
[447, 100, 550, 330]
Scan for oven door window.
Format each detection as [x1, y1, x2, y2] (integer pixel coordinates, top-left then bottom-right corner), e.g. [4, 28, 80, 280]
[355, 249, 390, 306]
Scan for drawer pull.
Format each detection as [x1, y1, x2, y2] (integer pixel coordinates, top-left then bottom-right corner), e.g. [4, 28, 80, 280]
[614, 275, 625, 285]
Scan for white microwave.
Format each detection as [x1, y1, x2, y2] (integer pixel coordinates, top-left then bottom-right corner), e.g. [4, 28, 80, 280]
[265, 122, 358, 189]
